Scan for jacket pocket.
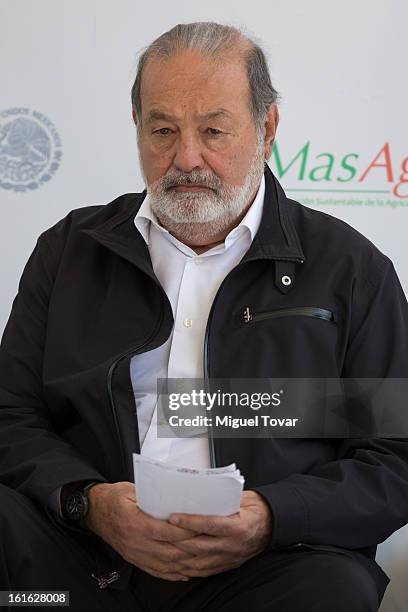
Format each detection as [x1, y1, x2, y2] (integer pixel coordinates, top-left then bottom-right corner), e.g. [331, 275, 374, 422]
[241, 306, 336, 325]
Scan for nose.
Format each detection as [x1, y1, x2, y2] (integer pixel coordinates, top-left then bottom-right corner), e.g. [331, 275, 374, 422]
[172, 131, 206, 173]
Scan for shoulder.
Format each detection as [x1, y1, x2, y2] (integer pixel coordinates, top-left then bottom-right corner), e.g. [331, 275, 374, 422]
[38, 192, 145, 248]
[286, 197, 392, 282]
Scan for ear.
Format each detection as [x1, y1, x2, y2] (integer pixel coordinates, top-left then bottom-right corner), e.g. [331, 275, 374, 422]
[132, 110, 137, 125]
[263, 104, 279, 160]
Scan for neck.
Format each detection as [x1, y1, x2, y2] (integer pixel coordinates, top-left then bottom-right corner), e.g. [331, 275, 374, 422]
[192, 240, 225, 254]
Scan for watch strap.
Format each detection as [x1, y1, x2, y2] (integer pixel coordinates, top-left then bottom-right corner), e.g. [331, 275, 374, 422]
[78, 481, 101, 531]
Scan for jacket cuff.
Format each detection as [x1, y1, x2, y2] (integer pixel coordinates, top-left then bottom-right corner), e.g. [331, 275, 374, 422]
[47, 486, 63, 517]
[44, 477, 108, 534]
[250, 481, 309, 549]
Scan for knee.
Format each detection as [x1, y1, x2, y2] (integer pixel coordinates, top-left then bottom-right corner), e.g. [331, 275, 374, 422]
[303, 553, 379, 611]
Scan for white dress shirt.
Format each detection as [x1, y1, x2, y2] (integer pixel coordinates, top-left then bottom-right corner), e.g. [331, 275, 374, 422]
[130, 174, 265, 469]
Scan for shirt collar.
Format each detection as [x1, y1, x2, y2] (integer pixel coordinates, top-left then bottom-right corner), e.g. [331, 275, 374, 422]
[134, 173, 265, 251]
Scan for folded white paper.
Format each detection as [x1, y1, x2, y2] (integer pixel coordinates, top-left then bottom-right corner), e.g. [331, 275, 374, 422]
[133, 453, 245, 520]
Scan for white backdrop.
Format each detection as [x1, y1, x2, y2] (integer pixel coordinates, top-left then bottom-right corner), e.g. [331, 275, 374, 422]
[1, 1, 407, 610]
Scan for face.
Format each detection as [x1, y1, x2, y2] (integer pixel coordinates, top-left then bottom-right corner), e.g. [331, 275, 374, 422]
[134, 48, 278, 245]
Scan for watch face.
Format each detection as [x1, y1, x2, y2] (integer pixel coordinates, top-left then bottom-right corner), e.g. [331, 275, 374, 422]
[66, 492, 87, 520]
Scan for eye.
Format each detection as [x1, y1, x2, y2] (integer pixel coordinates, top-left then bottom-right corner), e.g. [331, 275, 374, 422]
[206, 128, 223, 136]
[154, 128, 173, 136]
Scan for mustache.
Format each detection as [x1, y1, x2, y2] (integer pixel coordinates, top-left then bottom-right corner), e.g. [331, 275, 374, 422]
[160, 172, 221, 191]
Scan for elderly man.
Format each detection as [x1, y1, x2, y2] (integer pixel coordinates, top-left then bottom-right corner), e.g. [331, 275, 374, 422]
[0, 21, 407, 612]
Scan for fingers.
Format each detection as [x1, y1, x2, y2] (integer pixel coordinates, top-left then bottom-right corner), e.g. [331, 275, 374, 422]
[133, 510, 197, 541]
[179, 561, 240, 578]
[181, 553, 235, 571]
[137, 549, 243, 579]
[137, 563, 191, 582]
[173, 534, 226, 556]
[134, 540, 195, 565]
[133, 546, 194, 576]
[169, 513, 240, 537]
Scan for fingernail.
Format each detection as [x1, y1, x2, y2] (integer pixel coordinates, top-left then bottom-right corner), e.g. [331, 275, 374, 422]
[170, 517, 180, 525]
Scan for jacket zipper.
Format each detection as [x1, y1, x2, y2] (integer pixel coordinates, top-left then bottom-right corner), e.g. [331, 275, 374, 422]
[107, 294, 165, 479]
[242, 306, 334, 324]
[203, 317, 216, 469]
[203, 257, 304, 467]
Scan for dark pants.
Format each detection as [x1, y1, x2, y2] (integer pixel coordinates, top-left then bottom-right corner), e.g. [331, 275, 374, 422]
[0, 484, 388, 611]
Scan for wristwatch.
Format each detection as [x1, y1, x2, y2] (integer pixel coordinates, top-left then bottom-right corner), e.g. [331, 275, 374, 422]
[62, 480, 101, 530]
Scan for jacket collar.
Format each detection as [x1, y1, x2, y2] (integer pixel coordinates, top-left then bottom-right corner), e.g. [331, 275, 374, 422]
[242, 163, 305, 263]
[81, 164, 305, 273]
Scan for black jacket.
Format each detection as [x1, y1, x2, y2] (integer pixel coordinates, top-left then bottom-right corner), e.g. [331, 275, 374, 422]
[1, 164, 407, 594]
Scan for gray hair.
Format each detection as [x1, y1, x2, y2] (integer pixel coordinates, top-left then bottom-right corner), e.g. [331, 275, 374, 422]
[131, 21, 279, 137]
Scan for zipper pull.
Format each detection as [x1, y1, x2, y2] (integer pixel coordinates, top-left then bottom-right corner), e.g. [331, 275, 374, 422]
[91, 571, 120, 589]
[243, 307, 252, 323]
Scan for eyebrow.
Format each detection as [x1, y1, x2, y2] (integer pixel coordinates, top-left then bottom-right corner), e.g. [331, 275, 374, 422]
[145, 108, 233, 125]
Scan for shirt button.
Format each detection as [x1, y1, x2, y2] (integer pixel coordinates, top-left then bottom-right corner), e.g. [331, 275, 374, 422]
[281, 275, 292, 286]
[194, 258, 204, 265]
[183, 318, 193, 328]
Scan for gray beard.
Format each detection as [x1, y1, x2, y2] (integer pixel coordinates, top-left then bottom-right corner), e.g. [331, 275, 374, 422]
[142, 142, 266, 244]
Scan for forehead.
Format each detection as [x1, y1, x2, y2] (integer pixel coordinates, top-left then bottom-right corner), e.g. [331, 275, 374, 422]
[140, 49, 250, 118]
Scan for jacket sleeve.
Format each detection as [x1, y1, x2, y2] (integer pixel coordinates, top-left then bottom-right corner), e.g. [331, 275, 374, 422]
[252, 256, 408, 550]
[0, 230, 107, 512]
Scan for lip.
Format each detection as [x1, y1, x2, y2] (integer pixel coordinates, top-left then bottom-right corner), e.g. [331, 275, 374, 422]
[170, 185, 210, 192]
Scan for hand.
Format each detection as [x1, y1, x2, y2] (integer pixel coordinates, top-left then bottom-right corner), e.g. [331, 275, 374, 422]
[168, 490, 273, 578]
[85, 482, 199, 581]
